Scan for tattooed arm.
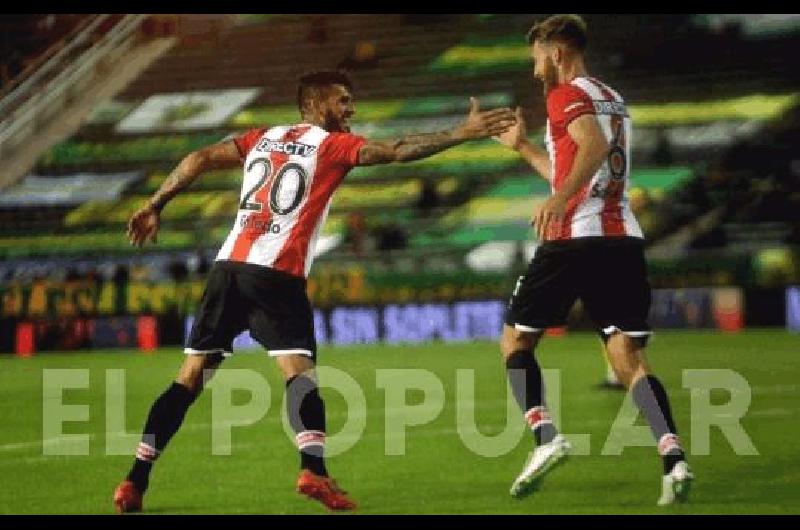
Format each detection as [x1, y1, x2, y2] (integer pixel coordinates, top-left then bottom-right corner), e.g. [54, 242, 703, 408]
[127, 140, 241, 247]
[357, 97, 516, 166]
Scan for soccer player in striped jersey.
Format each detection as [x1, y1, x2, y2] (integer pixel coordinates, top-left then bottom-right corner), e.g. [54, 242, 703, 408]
[114, 70, 516, 513]
[495, 15, 693, 505]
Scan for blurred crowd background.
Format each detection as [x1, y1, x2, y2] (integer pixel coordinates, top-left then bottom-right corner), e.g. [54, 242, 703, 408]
[1, 14, 798, 352]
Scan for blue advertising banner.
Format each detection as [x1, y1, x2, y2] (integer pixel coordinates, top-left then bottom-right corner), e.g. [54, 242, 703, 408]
[184, 300, 507, 349]
[183, 288, 744, 349]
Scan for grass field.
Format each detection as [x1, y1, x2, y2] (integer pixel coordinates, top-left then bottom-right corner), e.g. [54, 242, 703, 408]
[1, 329, 798, 514]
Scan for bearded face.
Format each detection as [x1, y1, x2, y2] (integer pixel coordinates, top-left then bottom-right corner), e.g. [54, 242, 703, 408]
[531, 40, 560, 96]
[303, 84, 355, 133]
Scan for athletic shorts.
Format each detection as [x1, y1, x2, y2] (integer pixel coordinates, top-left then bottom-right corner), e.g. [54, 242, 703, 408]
[184, 260, 317, 360]
[504, 236, 652, 342]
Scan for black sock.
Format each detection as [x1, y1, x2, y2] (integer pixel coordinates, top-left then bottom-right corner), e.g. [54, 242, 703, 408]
[505, 349, 557, 445]
[286, 375, 328, 477]
[127, 460, 152, 493]
[126, 382, 197, 492]
[631, 375, 686, 473]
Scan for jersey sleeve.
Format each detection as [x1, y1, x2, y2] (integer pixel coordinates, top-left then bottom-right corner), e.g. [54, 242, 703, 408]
[321, 132, 367, 169]
[547, 85, 595, 128]
[232, 127, 267, 160]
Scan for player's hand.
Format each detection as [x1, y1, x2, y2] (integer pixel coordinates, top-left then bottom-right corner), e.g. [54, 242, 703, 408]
[532, 194, 568, 241]
[457, 97, 517, 140]
[127, 205, 160, 247]
[493, 107, 527, 150]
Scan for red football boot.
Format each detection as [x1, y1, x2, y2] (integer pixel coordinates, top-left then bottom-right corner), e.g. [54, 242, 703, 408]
[296, 470, 357, 511]
[113, 480, 143, 513]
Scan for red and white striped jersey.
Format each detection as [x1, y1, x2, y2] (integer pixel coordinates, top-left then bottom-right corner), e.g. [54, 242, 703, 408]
[216, 124, 366, 277]
[543, 76, 643, 241]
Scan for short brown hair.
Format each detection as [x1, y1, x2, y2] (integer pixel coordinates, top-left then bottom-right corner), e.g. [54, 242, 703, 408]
[526, 14, 588, 52]
[297, 70, 353, 111]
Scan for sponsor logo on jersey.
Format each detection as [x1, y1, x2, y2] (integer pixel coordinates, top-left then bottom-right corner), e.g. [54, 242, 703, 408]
[256, 139, 317, 157]
[592, 100, 628, 116]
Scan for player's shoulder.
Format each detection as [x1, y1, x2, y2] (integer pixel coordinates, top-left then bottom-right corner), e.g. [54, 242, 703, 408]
[323, 129, 362, 139]
[546, 83, 595, 121]
[271, 123, 330, 145]
[573, 76, 626, 103]
[237, 125, 269, 138]
[546, 82, 593, 108]
[319, 130, 366, 150]
[262, 122, 320, 132]
[551, 81, 590, 97]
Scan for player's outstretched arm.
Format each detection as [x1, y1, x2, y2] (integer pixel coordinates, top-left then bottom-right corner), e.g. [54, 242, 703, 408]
[356, 97, 515, 166]
[127, 140, 241, 247]
[494, 107, 551, 181]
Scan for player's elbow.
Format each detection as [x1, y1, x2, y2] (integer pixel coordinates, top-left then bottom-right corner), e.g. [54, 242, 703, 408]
[391, 138, 431, 163]
[394, 151, 415, 163]
[385, 142, 410, 163]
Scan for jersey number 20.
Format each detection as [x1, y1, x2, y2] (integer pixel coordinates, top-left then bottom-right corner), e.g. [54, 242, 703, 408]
[239, 157, 308, 215]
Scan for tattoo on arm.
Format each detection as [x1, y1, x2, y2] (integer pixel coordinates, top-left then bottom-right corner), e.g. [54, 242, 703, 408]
[148, 140, 240, 212]
[359, 129, 464, 166]
[148, 154, 205, 212]
[391, 130, 462, 161]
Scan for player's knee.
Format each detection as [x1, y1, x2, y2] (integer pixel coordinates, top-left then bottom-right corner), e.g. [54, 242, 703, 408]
[609, 364, 635, 388]
[607, 339, 649, 388]
[177, 353, 223, 393]
[176, 372, 204, 394]
[606, 330, 646, 355]
[627, 365, 650, 389]
[607, 360, 635, 388]
[276, 354, 316, 381]
[501, 332, 537, 360]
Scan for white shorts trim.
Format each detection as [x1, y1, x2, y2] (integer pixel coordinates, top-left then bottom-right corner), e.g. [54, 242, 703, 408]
[268, 348, 314, 358]
[601, 326, 653, 337]
[184, 347, 233, 358]
[514, 323, 543, 333]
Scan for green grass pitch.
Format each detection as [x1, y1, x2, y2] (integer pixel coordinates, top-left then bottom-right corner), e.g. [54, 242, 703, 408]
[0, 330, 798, 514]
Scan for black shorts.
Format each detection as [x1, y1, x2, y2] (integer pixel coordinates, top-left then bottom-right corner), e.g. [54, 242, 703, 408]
[504, 236, 652, 341]
[185, 261, 317, 361]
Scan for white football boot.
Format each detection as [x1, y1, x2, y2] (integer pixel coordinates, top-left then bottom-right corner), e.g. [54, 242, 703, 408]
[657, 460, 694, 506]
[510, 434, 571, 499]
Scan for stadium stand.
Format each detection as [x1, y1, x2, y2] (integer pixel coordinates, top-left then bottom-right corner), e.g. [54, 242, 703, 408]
[1, 13, 798, 323]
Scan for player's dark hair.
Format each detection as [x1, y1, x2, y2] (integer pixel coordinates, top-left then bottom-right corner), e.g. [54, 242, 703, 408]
[297, 70, 353, 111]
[526, 14, 588, 52]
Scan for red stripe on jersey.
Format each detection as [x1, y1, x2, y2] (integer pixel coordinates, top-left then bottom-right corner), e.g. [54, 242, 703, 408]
[550, 131, 572, 240]
[229, 126, 311, 262]
[557, 184, 594, 240]
[584, 78, 625, 237]
[550, 140, 590, 241]
[233, 127, 267, 161]
[271, 133, 344, 276]
[547, 84, 594, 241]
